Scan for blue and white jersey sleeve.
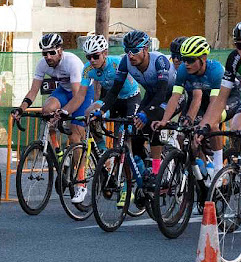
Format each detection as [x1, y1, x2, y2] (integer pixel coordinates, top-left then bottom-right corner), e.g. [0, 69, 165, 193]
[115, 55, 129, 83]
[81, 62, 92, 87]
[155, 55, 170, 82]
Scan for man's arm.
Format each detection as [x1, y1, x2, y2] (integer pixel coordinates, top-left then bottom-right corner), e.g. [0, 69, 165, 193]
[20, 79, 42, 111]
[161, 92, 182, 123]
[94, 80, 101, 101]
[101, 79, 125, 112]
[186, 89, 202, 122]
[62, 83, 87, 114]
[200, 86, 231, 127]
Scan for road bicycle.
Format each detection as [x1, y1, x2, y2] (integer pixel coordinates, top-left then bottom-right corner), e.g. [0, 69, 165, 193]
[15, 112, 71, 215]
[91, 116, 172, 232]
[205, 130, 241, 262]
[58, 115, 116, 221]
[153, 123, 241, 240]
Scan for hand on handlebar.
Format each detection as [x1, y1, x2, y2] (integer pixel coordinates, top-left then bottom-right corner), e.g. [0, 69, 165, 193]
[134, 112, 148, 130]
[178, 115, 193, 127]
[193, 124, 211, 147]
[11, 107, 23, 121]
[151, 120, 167, 131]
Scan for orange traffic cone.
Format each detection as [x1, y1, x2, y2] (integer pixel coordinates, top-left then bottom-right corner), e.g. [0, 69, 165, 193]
[196, 201, 221, 262]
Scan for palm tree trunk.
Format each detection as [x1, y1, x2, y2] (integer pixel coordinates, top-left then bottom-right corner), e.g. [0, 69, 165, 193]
[95, 0, 110, 40]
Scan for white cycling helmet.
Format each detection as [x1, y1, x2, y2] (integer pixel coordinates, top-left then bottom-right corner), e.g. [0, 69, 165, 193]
[83, 35, 108, 54]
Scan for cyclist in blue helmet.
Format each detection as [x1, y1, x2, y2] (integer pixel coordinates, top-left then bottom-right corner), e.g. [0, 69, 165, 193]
[96, 30, 186, 193]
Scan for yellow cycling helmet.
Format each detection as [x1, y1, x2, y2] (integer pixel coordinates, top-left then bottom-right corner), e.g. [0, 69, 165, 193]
[180, 36, 210, 57]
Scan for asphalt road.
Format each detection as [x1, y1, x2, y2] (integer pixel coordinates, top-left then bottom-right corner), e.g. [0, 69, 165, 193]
[0, 199, 211, 262]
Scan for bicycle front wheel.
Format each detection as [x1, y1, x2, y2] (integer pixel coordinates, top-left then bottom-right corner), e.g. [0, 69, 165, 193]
[208, 165, 241, 261]
[154, 149, 194, 239]
[16, 141, 54, 215]
[59, 143, 96, 221]
[92, 148, 131, 232]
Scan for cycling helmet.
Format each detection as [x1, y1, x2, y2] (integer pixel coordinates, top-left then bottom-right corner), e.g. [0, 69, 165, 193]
[123, 30, 150, 48]
[39, 33, 63, 49]
[83, 35, 108, 54]
[180, 36, 210, 57]
[170, 37, 188, 54]
[233, 22, 241, 42]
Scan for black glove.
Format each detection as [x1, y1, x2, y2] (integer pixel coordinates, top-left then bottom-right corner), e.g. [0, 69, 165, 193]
[11, 107, 23, 117]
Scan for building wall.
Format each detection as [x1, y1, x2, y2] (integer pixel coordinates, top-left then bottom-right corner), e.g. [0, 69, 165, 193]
[156, 0, 205, 48]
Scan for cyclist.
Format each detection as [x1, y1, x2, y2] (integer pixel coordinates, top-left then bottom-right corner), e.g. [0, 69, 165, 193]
[97, 30, 185, 185]
[152, 36, 241, 175]
[170, 36, 188, 70]
[82, 35, 141, 150]
[11, 33, 94, 202]
[196, 22, 241, 136]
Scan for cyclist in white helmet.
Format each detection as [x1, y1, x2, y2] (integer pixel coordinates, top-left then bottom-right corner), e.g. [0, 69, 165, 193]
[78, 35, 141, 205]
[11, 33, 94, 200]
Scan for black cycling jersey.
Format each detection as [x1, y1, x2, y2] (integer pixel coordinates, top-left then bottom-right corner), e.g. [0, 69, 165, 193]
[222, 50, 241, 89]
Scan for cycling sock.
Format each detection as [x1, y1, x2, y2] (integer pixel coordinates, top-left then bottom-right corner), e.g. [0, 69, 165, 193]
[77, 167, 85, 187]
[152, 159, 161, 175]
[213, 149, 223, 172]
[50, 131, 59, 149]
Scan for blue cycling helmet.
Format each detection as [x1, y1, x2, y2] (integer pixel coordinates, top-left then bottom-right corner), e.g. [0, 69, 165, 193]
[123, 30, 150, 48]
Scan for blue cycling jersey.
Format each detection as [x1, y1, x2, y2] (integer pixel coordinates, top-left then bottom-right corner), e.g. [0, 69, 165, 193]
[115, 51, 176, 94]
[174, 59, 224, 95]
[81, 55, 139, 99]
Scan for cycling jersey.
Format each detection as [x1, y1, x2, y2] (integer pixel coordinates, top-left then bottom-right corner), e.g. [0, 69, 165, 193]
[173, 59, 224, 96]
[34, 52, 84, 92]
[81, 56, 140, 99]
[115, 51, 176, 95]
[102, 52, 176, 115]
[221, 50, 241, 89]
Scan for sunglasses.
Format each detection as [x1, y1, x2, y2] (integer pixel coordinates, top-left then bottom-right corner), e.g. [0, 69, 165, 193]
[42, 50, 58, 57]
[86, 54, 100, 60]
[171, 53, 182, 61]
[182, 56, 198, 64]
[235, 42, 241, 50]
[124, 47, 143, 55]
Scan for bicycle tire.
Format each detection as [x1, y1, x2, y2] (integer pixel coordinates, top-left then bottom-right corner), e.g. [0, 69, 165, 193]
[127, 180, 146, 217]
[16, 141, 54, 215]
[154, 149, 194, 239]
[92, 148, 132, 232]
[59, 143, 96, 221]
[207, 165, 241, 261]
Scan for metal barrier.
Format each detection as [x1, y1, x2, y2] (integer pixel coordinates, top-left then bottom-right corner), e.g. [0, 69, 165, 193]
[4, 108, 114, 201]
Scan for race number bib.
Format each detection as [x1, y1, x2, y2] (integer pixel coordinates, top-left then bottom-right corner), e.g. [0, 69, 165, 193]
[40, 79, 58, 95]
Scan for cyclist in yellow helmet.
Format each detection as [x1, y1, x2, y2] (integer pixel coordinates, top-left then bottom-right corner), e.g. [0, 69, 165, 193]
[195, 22, 241, 145]
[152, 35, 241, 176]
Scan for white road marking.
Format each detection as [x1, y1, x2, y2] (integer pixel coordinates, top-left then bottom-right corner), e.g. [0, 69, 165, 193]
[75, 216, 203, 230]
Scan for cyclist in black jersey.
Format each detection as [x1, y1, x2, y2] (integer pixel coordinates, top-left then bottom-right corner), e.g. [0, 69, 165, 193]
[196, 22, 241, 137]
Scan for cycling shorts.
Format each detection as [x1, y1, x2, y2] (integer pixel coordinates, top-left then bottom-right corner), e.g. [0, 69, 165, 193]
[50, 85, 94, 126]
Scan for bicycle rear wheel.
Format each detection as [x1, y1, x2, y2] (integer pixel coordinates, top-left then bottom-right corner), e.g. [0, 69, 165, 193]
[16, 141, 54, 215]
[208, 165, 241, 261]
[59, 143, 96, 221]
[154, 149, 194, 238]
[92, 148, 131, 232]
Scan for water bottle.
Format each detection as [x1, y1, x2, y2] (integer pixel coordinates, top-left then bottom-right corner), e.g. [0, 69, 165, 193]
[195, 158, 208, 179]
[205, 161, 215, 187]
